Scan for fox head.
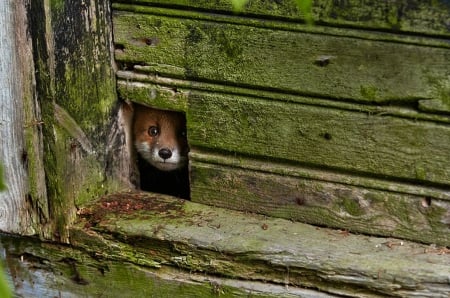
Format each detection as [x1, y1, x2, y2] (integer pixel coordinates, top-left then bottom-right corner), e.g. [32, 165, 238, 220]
[133, 104, 189, 171]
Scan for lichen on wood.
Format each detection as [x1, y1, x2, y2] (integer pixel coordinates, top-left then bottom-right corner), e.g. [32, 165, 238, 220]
[27, 0, 119, 241]
[113, 9, 450, 111]
[69, 192, 450, 297]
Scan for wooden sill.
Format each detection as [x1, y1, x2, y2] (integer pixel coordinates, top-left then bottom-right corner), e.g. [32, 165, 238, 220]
[70, 191, 450, 297]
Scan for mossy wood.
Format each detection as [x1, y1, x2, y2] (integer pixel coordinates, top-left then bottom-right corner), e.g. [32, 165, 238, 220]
[113, 9, 450, 113]
[3, 193, 449, 297]
[1, 0, 450, 296]
[113, 0, 450, 38]
[69, 192, 450, 297]
[114, 2, 450, 247]
[3, 233, 324, 298]
[17, 0, 123, 242]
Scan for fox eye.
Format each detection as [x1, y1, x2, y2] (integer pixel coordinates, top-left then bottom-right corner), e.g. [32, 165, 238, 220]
[148, 126, 159, 137]
[180, 130, 187, 138]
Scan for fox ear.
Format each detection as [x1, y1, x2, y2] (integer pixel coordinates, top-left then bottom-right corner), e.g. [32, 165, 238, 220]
[122, 100, 134, 113]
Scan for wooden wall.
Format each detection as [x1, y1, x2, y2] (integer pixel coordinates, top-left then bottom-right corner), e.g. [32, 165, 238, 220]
[112, 0, 450, 246]
[0, 0, 119, 241]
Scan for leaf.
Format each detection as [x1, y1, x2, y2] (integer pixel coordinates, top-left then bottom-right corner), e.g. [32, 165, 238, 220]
[0, 267, 11, 298]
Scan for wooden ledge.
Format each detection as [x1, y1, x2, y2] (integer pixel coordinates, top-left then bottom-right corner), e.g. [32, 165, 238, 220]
[72, 191, 450, 297]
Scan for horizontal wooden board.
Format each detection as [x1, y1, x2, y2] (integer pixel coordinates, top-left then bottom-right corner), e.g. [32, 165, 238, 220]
[113, 11, 450, 111]
[116, 79, 188, 111]
[112, 0, 450, 37]
[187, 92, 450, 186]
[73, 192, 450, 297]
[189, 154, 450, 246]
[3, 234, 329, 298]
[116, 70, 450, 124]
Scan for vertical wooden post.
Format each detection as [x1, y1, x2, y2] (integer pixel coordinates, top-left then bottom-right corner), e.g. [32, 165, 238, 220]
[0, 1, 41, 235]
[27, 0, 120, 242]
[0, 0, 124, 241]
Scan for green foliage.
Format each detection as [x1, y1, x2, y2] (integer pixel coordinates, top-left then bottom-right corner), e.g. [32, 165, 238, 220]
[231, 0, 313, 24]
[0, 268, 11, 298]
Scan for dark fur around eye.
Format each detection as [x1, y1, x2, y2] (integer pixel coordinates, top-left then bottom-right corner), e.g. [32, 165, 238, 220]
[148, 126, 159, 137]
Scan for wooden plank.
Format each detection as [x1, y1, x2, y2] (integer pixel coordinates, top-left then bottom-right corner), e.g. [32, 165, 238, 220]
[117, 79, 188, 111]
[112, 0, 450, 37]
[116, 70, 450, 124]
[113, 11, 450, 109]
[28, 0, 120, 241]
[71, 192, 450, 297]
[0, 0, 43, 235]
[2, 234, 329, 298]
[187, 92, 450, 186]
[189, 153, 450, 246]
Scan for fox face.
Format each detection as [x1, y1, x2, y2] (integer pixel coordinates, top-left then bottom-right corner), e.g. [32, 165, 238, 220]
[133, 104, 189, 172]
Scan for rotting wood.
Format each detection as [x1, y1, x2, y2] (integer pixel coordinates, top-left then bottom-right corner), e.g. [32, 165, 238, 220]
[0, 0, 42, 235]
[113, 9, 450, 112]
[116, 71, 450, 124]
[190, 155, 450, 247]
[1, 234, 332, 298]
[70, 192, 450, 297]
[187, 92, 450, 186]
[112, 0, 450, 38]
[27, 0, 120, 241]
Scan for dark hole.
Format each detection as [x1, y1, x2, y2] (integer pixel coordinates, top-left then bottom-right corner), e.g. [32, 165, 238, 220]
[142, 37, 159, 46]
[115, 44, 125, 51]
[132, 102, 190, 200]
[323, 132, 332, 140]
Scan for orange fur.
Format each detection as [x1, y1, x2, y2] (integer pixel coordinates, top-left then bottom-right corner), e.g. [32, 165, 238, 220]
[133, 104, 189, 172]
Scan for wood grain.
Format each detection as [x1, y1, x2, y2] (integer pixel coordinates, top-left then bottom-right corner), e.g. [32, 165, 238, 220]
[112, 0, 450, 37]
[113, 10, 450, 111]
[71, 192, 450, 296]
[190, 156, 450, 246]
[0, 0, 39, 234]
[187, 92, 450, 186]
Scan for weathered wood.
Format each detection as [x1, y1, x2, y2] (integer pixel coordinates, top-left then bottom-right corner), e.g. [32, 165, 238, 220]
[70, 192, 450, 297]
[190, 151, 450, 246]
[116, 71, 450, 124]
[113, 9, 450, 112]
[112, 0, 450, 37]
[116, 75, 450, 188]
[27, 0, 120, 241]
[117, 79, 188, 112]
[0, 0, 44, 235]
[1, 234, 329, 298]
[187, 92, 450, 186]
[116, 74, 450, 246]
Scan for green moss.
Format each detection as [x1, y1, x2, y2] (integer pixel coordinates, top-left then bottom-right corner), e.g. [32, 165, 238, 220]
[414, 164, 427, 181]
[424, 203, 447, 231]
[340, 197, 364, 217]
[50, 0, 64, 12]
[360, 85, 378, 101]
[117, 82, 188, 112]
[0, 164, 5, 191]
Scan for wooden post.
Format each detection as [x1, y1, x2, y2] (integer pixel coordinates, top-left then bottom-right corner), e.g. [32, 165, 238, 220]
[0, 0, 39, 235]
[0, 0, 124, 241]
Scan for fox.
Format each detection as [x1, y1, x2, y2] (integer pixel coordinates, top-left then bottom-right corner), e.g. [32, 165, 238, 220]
[132, 103, 190, 199]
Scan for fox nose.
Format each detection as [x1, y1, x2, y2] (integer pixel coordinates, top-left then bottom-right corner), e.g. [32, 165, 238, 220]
[158, 148, 172, 160]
